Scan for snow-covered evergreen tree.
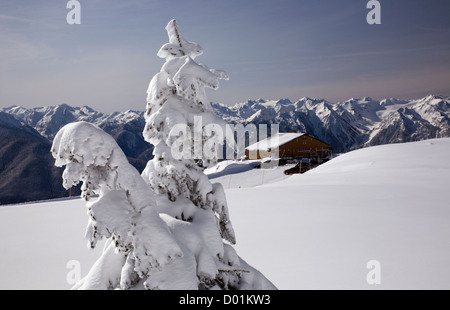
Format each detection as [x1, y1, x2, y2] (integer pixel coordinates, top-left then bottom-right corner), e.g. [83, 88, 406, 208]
[141, 19, 276, 289]
[51, 121, 190, 289]
[142, 19, 235, 243]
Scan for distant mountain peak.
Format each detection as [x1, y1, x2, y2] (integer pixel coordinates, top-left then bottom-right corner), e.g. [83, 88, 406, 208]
[276, 98, 292, 105]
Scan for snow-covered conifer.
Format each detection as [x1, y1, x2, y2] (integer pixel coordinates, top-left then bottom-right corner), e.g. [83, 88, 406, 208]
[141, 20, 276, 289]
[51, 121, 188, 289]
[142, 19, 234, 241]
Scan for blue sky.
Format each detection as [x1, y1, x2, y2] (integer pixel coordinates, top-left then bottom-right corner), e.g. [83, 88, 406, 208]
[1, 0, 450, 113]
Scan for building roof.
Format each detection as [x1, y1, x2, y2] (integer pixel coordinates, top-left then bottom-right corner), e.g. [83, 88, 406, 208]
[246, 132, 306, 151]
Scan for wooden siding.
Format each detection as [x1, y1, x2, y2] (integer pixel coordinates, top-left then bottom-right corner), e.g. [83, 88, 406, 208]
[246, 133, 331, 160]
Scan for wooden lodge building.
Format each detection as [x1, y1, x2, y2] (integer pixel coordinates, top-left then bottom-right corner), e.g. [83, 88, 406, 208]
[245, 132, 332, 161]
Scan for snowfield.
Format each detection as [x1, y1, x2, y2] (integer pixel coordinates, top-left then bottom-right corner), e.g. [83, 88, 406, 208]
[1, 138, 450, 289]
[229, 138, 450, 289]
[0, 198, 105, 289]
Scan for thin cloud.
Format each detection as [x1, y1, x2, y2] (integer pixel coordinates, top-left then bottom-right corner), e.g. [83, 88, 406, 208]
[290, 44, 450, 62]
[0, 13, 58, 29]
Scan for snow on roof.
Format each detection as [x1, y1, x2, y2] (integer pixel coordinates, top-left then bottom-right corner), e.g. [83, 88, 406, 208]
[246, 132, 305, 151]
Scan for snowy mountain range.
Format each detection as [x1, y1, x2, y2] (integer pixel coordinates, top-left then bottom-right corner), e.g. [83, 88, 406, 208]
[0, 105, 151, 204]
[211, 94, 450, 152]
[3, 94, 450, 153]
[1, 94, 449, 204]
[0, 111, 69, 204]
[0, 104, 152, 169]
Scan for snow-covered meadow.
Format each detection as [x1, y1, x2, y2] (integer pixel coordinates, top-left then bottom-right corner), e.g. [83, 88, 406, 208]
[229, 138, 450, 289]
[1, 138, 449, 289]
